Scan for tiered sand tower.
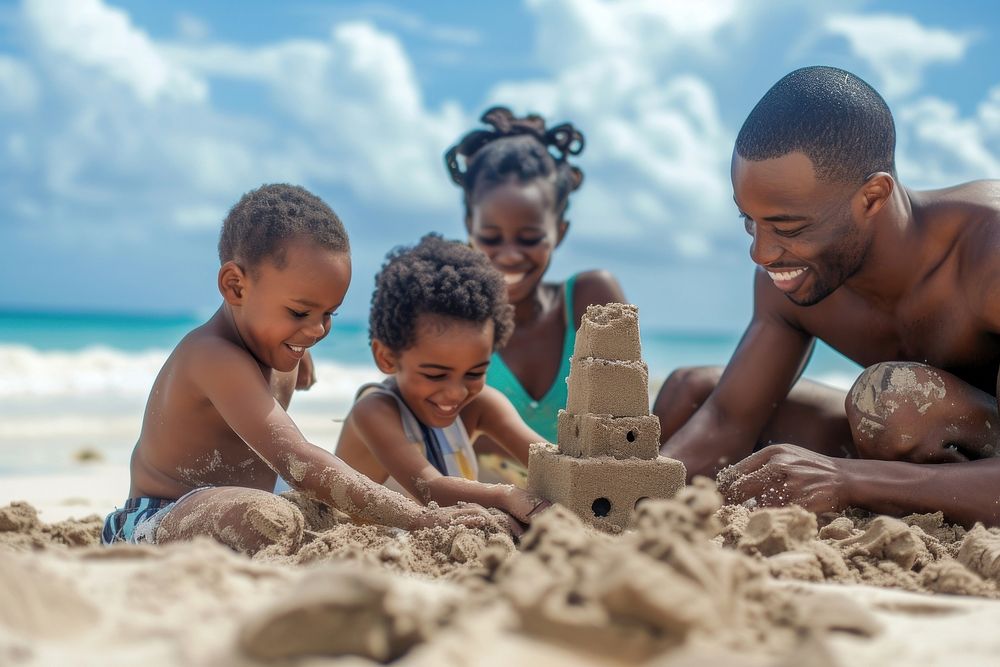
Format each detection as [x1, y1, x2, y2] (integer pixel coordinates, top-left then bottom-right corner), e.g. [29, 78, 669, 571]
[528, 303, 686, 532]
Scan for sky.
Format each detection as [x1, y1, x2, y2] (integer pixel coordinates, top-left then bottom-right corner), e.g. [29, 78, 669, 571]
[0, 0, 998, 331]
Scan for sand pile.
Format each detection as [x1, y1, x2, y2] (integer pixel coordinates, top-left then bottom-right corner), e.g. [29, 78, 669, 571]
[477, 480, 876, 663]
[716, 502, 1000, 597]
[0, 501, 102, 551]
[6, 483, 1000, 665]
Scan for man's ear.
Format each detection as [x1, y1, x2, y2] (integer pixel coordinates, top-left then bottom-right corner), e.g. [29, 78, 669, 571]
[218, 261, 248, 306]
[371, 339, 398, 374]
[856, 172, 895, 219]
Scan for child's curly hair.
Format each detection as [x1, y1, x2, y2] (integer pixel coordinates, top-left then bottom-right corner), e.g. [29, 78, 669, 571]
[445, 106, 585, 223]
[370, 234, 514, 352]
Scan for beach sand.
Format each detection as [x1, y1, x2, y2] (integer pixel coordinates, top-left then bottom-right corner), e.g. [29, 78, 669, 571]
[4, 480, 1000, 666]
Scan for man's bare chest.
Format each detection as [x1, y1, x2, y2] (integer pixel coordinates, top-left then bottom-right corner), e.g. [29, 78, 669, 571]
[801, 292, 1000, 392]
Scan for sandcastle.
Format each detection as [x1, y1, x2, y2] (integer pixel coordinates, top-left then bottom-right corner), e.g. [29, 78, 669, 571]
[528, 303, 686, 532]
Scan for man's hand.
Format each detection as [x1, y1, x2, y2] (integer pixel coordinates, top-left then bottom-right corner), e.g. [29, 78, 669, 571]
[295, 350, 317, 391]
[715, 443, 850, 514]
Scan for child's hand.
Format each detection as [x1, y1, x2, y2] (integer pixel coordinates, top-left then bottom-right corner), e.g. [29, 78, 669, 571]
[412, 503, 497, 531]
[500, 487, 551, 524]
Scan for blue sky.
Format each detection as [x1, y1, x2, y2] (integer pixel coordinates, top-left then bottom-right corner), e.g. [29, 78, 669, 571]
[0, 0, 998, 331]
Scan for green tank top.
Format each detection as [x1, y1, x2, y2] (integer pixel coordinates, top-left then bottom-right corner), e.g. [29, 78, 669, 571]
[486, 275, 578, 443]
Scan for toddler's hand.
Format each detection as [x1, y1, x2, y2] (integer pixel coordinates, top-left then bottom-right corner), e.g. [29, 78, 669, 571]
[501, 487, 551, 524]
[413, 503, 496, 531]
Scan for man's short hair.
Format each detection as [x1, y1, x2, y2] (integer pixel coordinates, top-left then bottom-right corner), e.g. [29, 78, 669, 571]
[735, 66, 896, 184]
[218, 184, 349, 272]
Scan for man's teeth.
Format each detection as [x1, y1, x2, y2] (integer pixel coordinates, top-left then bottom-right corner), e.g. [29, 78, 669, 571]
[435, 404, 457, 412]
[767, 268, 806, 282]
[288, 345, 304, 353]
[503, 273, 526, 285]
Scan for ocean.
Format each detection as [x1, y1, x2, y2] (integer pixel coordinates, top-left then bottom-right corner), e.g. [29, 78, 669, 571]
[0, 309, 861, 477]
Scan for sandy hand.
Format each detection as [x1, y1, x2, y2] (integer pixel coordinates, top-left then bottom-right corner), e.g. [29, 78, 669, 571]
[716, 443, 848, 514]
[500, 487, 551, 524]
[412, 503, 498, 532]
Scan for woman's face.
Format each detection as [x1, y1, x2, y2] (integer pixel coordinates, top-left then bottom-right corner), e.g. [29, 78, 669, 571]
[467, 179, 567, 305]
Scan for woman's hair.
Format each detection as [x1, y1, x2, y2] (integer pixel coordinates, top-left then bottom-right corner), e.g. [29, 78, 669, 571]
[445, 106, 585, 222]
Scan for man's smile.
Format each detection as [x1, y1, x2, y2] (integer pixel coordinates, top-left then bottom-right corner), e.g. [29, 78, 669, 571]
[767, 268, 806, 281]
[766, 267, 809, 292]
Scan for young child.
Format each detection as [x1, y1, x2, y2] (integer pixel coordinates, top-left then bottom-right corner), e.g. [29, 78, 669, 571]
[444, 107, 626, 466]
[102, 184, 494, 555]
[335, 234, 549, 530]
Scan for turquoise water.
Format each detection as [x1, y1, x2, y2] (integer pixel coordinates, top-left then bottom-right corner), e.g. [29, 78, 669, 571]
[0, 308, 860, 475]
[0, 308, 859, 381]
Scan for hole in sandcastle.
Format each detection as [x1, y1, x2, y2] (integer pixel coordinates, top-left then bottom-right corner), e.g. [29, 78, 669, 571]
[634, 497, 650, 509]
[626, 430, 636, 442]
[591, 498, 612, 517]
[575, 423, 580, 437]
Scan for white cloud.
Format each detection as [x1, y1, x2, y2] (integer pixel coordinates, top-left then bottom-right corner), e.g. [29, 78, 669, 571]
[5, 0, 994, 280]
[528, 0, 740, 68]
[175, 12, 210, 41]
[896, 90, 1000, 185]
[979, 86, 1000, 133]
[166, 21, 468, 209]
[488, 0, 736, 256]
[6, 0, 476, 245]
[0, 56, 39, 113]
[24, 0, 207, 105]
[825, 13, 974, 98]
[346, 4, 480, 46]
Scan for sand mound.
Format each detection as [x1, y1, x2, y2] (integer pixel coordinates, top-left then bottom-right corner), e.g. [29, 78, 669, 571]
[0, 501, 103, 551]
[4, 485, 1000, 600]
[716, 502, 1000, 597]
[6, 482, 1000, 665]
[475, 481, 878, 663]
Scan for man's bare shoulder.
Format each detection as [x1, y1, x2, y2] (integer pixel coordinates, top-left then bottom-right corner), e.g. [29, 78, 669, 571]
[923, 182, 1000, 327]
[936, 182, 1000, 267]
[917, 180, 1000, 231]
[922, 179, 1000, 208]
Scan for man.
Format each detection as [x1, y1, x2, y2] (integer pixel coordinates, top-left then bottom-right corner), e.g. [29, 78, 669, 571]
[656, 66, 1000, 526]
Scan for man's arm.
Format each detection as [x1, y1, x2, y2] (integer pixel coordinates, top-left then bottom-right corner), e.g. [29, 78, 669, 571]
[719, 221, 1000, 527]
[661, 269, 814, 479]
[718, 442, 1000, 527]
